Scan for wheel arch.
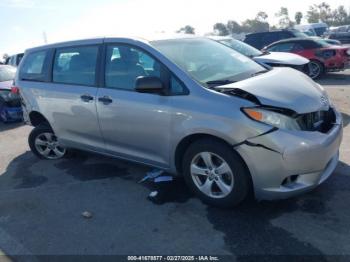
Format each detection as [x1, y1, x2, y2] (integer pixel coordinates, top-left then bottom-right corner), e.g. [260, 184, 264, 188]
[174, 133, 250, 176]
[29, 111, 51, 128]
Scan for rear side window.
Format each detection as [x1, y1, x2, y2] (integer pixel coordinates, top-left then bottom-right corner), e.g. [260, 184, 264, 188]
[301, 40, 320, 49]
[267, 42, 295, 52]
[20, 50, 49, 81]
[53, 46, 98, 86]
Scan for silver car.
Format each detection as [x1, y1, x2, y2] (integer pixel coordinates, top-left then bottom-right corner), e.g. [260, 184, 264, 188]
[210, 36, 311, 76]
[16, 36, 343, 207]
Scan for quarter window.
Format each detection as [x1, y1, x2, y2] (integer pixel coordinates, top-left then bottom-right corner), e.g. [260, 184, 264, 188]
[20, 50, 49, 81]
[170, 76, 186, 95]
[53, 46, 98, 86]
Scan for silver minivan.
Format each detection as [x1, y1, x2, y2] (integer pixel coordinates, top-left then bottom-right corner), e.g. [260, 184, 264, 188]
[16, 36, 343, 207]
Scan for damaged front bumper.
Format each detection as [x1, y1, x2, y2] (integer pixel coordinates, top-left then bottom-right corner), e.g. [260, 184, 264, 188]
[235, 109, 343, 200]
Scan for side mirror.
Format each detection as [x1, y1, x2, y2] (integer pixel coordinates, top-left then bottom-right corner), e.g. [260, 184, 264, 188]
[135, 76, 165, 94]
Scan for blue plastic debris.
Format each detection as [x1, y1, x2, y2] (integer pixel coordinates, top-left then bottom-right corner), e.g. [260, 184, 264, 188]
[138, 169, 164, 183]
[154, 176, 173, 183]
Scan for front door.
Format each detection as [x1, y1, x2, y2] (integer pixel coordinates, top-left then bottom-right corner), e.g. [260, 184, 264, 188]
[96, 44, 173, 167]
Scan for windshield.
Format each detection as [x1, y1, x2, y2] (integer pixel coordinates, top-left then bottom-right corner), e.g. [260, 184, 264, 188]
[0, 66, 16, 82]
[151, 38, 265, 85]
[303, 30, 316, 36]
[293, 31, 309, 38]
[315, 39, 332, 48]
[218, 38, 263, 57]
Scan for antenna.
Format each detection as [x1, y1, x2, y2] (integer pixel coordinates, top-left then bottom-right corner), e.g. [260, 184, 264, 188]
[43, 31, 48, 44]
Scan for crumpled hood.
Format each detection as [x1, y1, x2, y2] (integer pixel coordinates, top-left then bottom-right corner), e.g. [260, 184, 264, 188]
[0, 80, 12, 91]
[216, 67, 329, 114]
[254, 52, 309, 66]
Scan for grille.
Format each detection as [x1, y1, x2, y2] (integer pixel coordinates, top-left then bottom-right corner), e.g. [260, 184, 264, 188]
[296, 107, 336, 133]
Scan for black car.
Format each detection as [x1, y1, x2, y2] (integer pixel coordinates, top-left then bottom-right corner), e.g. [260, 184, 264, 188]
[0, 65, 22, 123]
[244, 30, 309, 50]
[327, 32, 350, 44]
[5, 53, 24, 67]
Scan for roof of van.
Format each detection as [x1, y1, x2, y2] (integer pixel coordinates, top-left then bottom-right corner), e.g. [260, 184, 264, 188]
[295, 23, 328, 29]
[25, 33, 199, 53]
[245, 29, 299, 36]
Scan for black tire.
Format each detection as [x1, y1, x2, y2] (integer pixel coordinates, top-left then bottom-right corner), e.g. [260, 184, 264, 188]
[308, 60, 325, 79]
[182, 138, 251, 208]
[0, 111, 8, 123]
[0, 98, 7, 123]
[28, 123, 67, 160]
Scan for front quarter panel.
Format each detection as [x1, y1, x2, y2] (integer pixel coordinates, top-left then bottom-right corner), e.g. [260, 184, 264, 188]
[168, 87, 273, 173]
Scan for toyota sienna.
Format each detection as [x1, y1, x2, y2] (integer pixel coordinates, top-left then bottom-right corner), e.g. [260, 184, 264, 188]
[16, 36, 343, 207]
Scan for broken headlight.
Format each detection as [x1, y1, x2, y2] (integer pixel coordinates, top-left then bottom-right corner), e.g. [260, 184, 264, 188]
[242, 107, 301, 130]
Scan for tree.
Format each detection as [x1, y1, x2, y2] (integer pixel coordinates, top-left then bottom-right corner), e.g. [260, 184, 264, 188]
[227, 20, 242, 34]
[275, 7, 294, 28]
[2, 53, 9, 64]
[240, 12, 269, 33]
[306, 2, 332, 24]
[241, 19, 269, 33]
[177, 25, 195, 34]
[332, 6, 350, 26]
[295, 12, 303, 25]
[213, 23, 229, 36]
[256, 11, 268, 22]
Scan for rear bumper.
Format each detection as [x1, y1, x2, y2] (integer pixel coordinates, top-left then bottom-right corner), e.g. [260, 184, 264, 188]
[236, 108, 343, 200]
[0, 106, 23, 122]
[325, 57, 350, 71]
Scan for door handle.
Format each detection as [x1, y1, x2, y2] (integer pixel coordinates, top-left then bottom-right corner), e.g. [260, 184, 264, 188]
[98, 96, 113, 104]
[81, 94, 94, 102]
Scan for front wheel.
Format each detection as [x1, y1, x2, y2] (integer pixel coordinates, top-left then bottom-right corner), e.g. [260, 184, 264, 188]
[308, 60, 325, 79]
[182, 139, 251, 207]
[28, 124, 67, 160]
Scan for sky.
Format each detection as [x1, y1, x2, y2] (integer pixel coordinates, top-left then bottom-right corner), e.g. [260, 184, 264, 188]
[0, 0, 349, 56]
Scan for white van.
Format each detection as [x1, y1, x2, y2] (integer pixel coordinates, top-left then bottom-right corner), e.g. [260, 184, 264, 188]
[295, 23, 328, 37]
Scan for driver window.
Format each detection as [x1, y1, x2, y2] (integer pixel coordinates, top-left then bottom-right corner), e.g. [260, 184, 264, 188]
[105, 45, 161, 90]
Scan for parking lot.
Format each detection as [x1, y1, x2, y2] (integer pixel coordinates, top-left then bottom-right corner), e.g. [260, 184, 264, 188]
[0, 70, 349, 260]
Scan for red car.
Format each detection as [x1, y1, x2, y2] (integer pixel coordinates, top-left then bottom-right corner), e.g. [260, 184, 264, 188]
[264, 38, 350, 79]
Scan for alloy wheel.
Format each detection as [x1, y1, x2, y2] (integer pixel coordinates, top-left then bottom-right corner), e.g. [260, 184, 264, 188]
[190, 152, 234, 199]
[34, 132, 66, 160]
[309, 61, 322, 79]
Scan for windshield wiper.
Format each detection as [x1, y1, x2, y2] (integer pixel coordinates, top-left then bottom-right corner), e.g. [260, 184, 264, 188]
[250, 69, 269, 77]
[206, 79, 236, 86]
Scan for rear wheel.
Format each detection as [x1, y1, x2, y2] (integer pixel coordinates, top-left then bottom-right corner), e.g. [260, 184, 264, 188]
[182, 139, 250, 207]
[308, 60, 325, 79]
[0, 98, 8, 123]
[28, 124, 67, 160]
[0, 110, 8, 123]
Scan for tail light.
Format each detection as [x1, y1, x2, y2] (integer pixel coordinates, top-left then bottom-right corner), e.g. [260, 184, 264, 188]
[346, 49, 350, 56]
[11, 86, 20, 94]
